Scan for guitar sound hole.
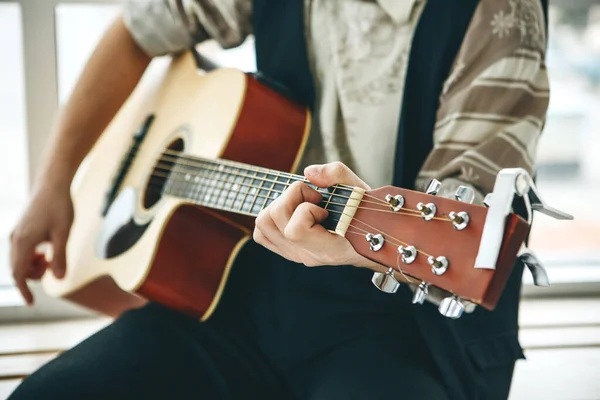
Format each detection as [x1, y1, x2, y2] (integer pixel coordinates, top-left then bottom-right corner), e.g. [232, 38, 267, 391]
[144, 138, 185, 209]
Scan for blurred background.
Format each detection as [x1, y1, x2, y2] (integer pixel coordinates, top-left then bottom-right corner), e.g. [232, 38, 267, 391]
[0, 0, 599, 399]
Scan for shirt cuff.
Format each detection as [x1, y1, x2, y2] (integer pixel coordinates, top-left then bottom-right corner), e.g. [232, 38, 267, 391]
[123, 1, 207, 57]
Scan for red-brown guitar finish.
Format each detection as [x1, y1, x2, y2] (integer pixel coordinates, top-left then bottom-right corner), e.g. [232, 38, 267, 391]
[136, 76, 308, 319]
[44, 53, 535, 319]
[346, 186, 529, 309]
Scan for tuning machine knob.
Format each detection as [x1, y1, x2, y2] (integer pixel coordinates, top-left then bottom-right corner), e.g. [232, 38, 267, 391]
[455, 185, 475, 204]
[518, 244, 550, 287]
[425, 179, 442, 195]
[417, 202, 437, 220]
[412, 282, 429, 304]
[371, 268, 400, 294]
[428, 256, 449, 275]
[365, 233, 384, 252]
[398, 245, 417, 264]
[483, 193, 493, 208]
[385, 194, 404, 211]
[438, 295, 465, 319]
[449, 211, 469, 230]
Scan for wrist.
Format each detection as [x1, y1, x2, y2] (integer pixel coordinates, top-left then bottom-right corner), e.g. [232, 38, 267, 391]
[33, 166, 73, 195]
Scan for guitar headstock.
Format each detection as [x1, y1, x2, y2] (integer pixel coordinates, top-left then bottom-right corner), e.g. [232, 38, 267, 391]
[341, 169, 573, 318]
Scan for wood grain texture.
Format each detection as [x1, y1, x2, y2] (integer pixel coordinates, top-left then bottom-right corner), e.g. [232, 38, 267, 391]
[346, 185, 529, 309]
[40, 51, 307, 318]
[136, 74, 309, 319]
[136, 206, 248, 318]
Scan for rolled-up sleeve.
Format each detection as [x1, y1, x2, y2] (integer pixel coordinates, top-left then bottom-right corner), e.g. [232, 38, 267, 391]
[123, 0, 252, 57]
[416, 0, 549, 196]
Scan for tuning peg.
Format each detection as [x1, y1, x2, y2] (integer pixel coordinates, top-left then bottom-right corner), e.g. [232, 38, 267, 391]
[398, 245, 417, 264]
[483, 193, 493, 208]
[385, 194, 404, 211]
[412, 282, 429, 304]
[455, 186, 475, 204]
[371, 268, 400, 293]
[417, 202, 437, 220]
[428, 256, 449, 276]
[438, 295, 465, 319]
[449, 211, 470, 230]
[518, 245, 549, 286]
[462, 300, 477, 314]
[365, 233, 385, 252]
[425, 179, 442, 195]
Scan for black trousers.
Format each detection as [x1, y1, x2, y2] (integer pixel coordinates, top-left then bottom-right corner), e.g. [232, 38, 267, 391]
[10, 242, 459, 399]
[10, 302, 448, 400]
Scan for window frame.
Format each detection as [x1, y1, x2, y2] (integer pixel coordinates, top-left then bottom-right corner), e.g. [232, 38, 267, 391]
[0, 0, 598, 321]
[0, 0, 121, 320]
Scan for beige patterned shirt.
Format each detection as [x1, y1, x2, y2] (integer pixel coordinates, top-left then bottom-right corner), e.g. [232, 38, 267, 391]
[124, 0, 549, 196]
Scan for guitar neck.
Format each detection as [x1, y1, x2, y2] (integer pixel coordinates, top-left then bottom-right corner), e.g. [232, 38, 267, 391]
[160, 151, 353, 231]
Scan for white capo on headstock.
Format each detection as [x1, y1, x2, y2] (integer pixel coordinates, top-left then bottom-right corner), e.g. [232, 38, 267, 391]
[475, 168, 573, 285]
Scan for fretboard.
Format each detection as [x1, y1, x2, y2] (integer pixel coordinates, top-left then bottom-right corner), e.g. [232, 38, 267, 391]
[161, 153, 353, 231]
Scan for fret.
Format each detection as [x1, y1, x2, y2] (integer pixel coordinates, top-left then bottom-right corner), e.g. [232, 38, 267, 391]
[261, 173, 278, 210]
[322, 184, 336, 211]
[321, 185, 353, 231]
[192, 165, 209, 204]
[163, 155, 353, 227]
[171, 162, 186, 199]
[274, 173, 290, 192]
[216, 166, 230, 208]
[224, 166, 241, 210]
[184, 159, 198, 201]
[205, 169, 218, 205]
[230, 172, 246, 210]
[240, 169, 259, 213]
[196, 168, 210, 204]
[248, 172, 266, 215]
[163, 162, 175, 196]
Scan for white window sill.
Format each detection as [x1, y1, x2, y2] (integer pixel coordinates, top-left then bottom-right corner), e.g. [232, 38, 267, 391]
[0, 286, 23, 308]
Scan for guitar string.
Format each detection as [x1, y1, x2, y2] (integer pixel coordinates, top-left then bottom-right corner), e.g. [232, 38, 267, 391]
[149, 154, 454, 222]
[158, 153, 391, 207]
[149, 171, 451, 223]
[158, 149, 391, 206]
[343, 224, 433, 259]
[123, 149, 442, 286]
[154, 169, 439, 260]
[340, 212, 435, 259]
[151, 172, 443, 266]
[344, 229, 421, 284]
[148, 170, 453, 223]
[147, 170, 435, 256]
[151, 160, 416, 210]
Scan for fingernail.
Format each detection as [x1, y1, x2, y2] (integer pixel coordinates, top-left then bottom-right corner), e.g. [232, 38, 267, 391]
[305, 165, 322, 177]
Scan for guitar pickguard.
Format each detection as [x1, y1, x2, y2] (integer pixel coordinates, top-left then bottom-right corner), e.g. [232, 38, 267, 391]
[96, 186, 150, 259]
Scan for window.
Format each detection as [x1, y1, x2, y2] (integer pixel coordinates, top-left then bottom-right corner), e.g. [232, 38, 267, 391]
[1, 0, 597, 317]
[0, 0, 254, 314]
[0, 3, 27, 293]
[528, 2, 600, 286]
[55, 3, 122, 103]
[0, 1, 121, 313]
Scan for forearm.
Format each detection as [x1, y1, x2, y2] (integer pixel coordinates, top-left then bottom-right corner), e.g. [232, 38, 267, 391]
[34, 15, 151, 191]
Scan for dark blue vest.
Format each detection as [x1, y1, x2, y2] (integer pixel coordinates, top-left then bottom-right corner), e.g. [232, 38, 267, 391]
[250, 1, 548, 398]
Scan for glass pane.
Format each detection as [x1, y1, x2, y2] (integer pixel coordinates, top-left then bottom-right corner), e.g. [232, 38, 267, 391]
[55, 3, 122, 104]
[0, 4, 27, 288]
[530, 3, 600, 268]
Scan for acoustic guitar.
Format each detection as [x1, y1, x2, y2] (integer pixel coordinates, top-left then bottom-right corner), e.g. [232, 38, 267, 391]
[41, 51, 572, 320]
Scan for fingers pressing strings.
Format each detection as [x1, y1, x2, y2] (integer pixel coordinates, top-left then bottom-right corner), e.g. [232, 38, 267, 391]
[144, 158, 452, 222]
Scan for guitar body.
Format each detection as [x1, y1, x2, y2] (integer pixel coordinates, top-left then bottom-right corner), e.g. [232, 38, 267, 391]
[41, 52, 310, 319]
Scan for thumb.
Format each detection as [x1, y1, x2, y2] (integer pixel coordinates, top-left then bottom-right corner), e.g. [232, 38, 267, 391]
[304, 162, 370, 190]
[50, 229, 68, 279]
